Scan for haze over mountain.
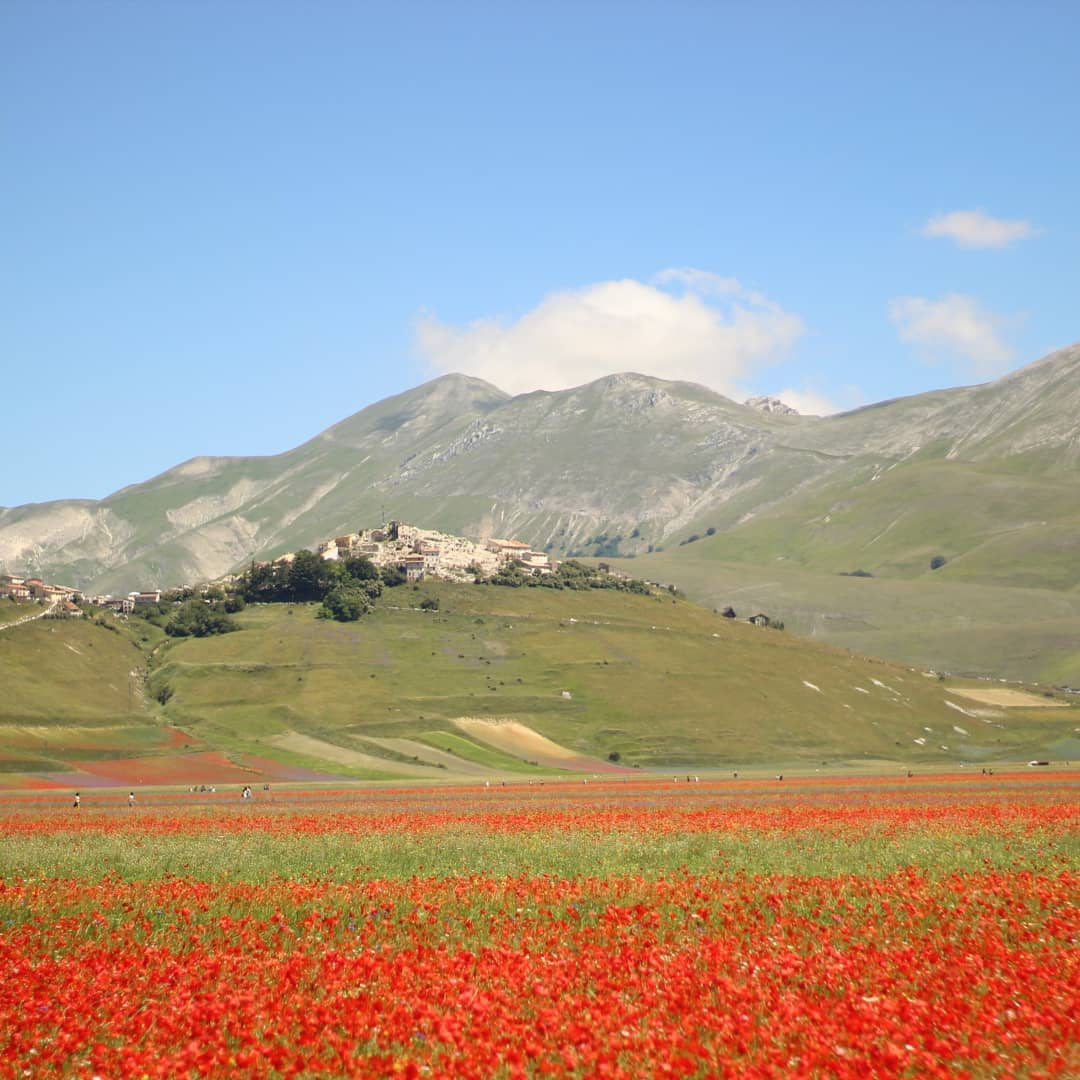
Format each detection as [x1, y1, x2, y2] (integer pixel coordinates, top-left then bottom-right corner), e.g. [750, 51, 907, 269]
[2, 344, 1078, 612]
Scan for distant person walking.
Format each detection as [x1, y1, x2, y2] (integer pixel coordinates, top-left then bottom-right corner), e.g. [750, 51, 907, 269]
[128, 792, 135, 807]
[73, 792, 80, 809]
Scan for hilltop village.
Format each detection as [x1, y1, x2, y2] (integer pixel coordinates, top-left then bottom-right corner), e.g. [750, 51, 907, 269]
[1, 573, 80, 605]
[0, 572, 163, 616]
[2, 526, 768, 635]
[1, 523, 559, 609]
[258, 521, 557, 584]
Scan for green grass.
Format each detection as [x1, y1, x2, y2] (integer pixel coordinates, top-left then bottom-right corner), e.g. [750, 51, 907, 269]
[679, 459, 1080, 586]
[411, 730, 564, 773]
[0, 600, 40, 627]
[153, 584, 1078, 770]
[4, 582, 1077, 779]
[617, 450, 1080, 684]
[1, 811, 1073, 882]
[618, 550, 1080, 686]
[0, 613, 155, 724]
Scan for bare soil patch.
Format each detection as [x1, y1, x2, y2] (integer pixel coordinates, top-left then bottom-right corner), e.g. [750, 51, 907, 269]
[361, 736, 497, 776]
[946, 687, 1070, 708]
[270, 732, 439, 778]
[451, 718, 630, 773]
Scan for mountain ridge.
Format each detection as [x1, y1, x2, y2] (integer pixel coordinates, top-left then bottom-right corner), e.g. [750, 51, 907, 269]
[1, 345, 1077, 612]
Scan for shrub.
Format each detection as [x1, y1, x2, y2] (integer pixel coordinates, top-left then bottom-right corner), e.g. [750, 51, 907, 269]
[319, 585, 373, 623]
[930, 555, 947, 570]
[381, 566, 408, 588]
[165, 599, 238, 638]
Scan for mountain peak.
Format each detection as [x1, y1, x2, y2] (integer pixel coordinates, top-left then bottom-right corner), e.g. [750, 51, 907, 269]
[744, 395, 799, 416]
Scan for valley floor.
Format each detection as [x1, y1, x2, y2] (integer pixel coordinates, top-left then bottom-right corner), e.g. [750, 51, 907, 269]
[0, 773, 1075, 1077]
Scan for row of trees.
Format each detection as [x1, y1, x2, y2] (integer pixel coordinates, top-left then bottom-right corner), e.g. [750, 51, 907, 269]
[133, 596, 241, 638]
[239, 552, 408, 622]
[487, 559, 651, 594]
[240, 551, 396, 604]
[134, 552, 655, 632]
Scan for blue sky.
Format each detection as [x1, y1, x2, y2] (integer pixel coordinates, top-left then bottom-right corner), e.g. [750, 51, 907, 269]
[2, 1, 1077, 506]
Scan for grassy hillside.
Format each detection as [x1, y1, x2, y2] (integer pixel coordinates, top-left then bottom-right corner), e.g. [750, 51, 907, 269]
[617, 550, 1080, 686]
[151, 582, 1077, 770]
[665, 457, 1080, 589]
[0, 600, 38, 627]
[0, 613, 176, 773]
[1, 585, 1075, 784]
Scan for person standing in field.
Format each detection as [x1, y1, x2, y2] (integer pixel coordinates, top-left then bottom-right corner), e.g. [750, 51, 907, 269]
[73, 792, 80, 809]
[128, 792, 135, 807]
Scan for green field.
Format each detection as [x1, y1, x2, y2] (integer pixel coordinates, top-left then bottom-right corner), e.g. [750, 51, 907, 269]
[0, 600, 40, 628]
[154, 582, 1077, 769]
[616, 548, 1080, 687]
[1, 583, 1077, 781]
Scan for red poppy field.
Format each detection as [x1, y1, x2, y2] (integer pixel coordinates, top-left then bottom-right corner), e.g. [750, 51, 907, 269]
[1, 774, 1076, 1078]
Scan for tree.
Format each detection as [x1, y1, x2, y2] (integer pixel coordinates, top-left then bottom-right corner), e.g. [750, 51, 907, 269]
[343, 555, 380, 581]
[319, 585, 373, 622]
[491, 562, 526, 587]
[381, 565, 407, 588]
[165, 599, 238, 638]
[287, 550, 331, 602]
[240, 560, 287, 603]
[556, 560, 592, 589]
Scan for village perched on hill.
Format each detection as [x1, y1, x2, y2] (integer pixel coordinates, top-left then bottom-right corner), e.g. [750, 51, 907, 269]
[0, 572, 164, 616]
[1, 522, 561, 613]
[286, 521, 558, 583]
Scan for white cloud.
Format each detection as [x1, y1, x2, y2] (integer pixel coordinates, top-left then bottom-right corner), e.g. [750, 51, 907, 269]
[888, 294, 1015, 376]
[920, 209, 1040, 249]
[415, 271, 805, 398]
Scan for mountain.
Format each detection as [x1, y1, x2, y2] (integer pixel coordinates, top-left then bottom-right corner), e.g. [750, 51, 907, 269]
[1, 344, 1078, 680]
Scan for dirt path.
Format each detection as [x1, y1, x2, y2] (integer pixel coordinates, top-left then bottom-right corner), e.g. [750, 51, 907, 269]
[0, 599, 59, 632]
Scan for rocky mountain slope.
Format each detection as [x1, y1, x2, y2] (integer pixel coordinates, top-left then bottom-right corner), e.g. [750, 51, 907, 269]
[1, 344, 1078, 601]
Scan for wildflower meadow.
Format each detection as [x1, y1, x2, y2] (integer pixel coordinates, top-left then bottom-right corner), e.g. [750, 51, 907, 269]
[0, 773, 1076, 1077]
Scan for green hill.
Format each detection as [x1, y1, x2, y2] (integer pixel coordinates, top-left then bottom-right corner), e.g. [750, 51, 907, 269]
[3, 344, 1080, 685]
[615, 550, 1080, 686]
[2, 584, 1074, 785]
[0, 613, 174, 775]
